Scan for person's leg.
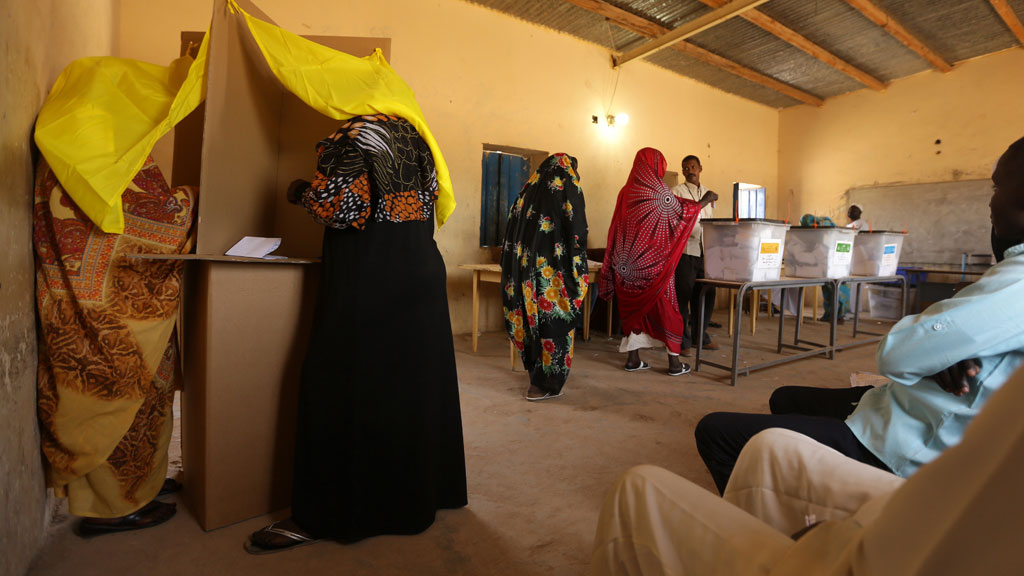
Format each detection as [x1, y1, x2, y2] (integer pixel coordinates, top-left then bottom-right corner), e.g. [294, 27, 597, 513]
[625, 349, 642, 370]
[592, 465, 792, 576]
[723, 428, 904, 535]
[769, 386, 874, 420]
[666, 351, 690, 376]
[674, 255, 698, 350]
[695, 411, 889, 495]
[693, 255, 717, 347]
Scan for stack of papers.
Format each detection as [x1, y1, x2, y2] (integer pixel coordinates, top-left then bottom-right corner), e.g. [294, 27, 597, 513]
[224, 236, 286, 259]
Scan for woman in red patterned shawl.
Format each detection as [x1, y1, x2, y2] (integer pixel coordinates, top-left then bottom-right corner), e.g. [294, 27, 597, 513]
[599, 148, 717, 376]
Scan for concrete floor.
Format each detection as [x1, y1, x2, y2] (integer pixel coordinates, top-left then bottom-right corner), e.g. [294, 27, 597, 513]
[27, 311, 894, 576]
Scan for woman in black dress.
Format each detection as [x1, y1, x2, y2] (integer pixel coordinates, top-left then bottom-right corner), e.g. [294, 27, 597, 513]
[246, 114, 467, 553]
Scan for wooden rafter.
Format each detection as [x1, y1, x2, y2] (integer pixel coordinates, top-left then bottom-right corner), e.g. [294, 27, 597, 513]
[989, 0, 1024, 45]
[844, 0, 952, 72]
[697, 0, 885, 91]
[562, 0, 823, 106]
[613, 0, 771, 67]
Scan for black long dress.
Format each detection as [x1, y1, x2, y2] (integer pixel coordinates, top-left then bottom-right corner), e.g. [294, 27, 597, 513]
[290, 115, 467, 541]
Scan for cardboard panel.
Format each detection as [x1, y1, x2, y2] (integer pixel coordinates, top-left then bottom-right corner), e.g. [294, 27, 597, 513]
[272, 37, 392, 258]
[196, 1, 283, 256]
[185, 261, 318, 530]
[171, 32, 207, 189]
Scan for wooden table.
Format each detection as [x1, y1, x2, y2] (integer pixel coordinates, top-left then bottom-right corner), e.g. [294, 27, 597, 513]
[459, 261, 605, 354]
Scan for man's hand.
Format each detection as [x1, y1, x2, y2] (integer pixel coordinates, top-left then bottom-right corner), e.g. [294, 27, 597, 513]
[287, 179, 311, 205]
[699, 190, 719, 207]
[931, 359, 981, 397]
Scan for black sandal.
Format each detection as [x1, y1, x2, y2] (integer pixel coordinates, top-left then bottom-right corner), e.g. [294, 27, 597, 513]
[75, 501, 177, 537]
[158, 478, 182, 497]
[244, 520, 322, 555]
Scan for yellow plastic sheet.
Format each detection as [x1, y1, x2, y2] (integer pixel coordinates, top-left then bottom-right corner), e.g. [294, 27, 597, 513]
[35, 3, 455, 234]
[34, 34, 209, 234]
[230, 0, 455, 227]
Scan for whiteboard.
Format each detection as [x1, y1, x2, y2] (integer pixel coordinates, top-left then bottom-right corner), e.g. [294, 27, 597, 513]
[845, 179, 992, 266]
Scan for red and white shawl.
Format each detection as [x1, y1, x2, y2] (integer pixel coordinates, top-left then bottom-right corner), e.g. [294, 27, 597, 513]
[599, 148, 700, 353]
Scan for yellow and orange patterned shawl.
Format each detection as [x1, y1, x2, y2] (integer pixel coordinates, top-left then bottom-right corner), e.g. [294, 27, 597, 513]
[33, 157, 195, 518]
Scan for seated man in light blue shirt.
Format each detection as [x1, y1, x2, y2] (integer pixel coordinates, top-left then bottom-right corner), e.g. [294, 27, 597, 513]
[694, 135, 1024, 494]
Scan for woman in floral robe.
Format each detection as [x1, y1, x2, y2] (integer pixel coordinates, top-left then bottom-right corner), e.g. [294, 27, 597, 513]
[500, 153, 589, 401]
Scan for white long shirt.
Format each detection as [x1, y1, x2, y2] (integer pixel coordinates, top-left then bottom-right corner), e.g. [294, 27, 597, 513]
[670, 181, 713, 257]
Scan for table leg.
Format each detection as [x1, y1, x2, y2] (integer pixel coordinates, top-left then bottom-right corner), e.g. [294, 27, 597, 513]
[471, 270, 479, 353]
[731, 285, 746, 386]
[510, 340, 515, 370]
[696, 284, 707, 371]
[607, 295, 614, 338]
[750, 290, 757, 335]
[777, 287, 786, 354]
[798, 288, 805, 326]
[729, 290, 735, 336]
[583, 287, 591, 341]
[830, 280, 839, 359]
[794, 287, 805, 345]
[813, 287, 820, 322]
[852, 282, 862, 338]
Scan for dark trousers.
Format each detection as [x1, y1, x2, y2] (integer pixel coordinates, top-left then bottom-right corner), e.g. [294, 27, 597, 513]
[694, 385, 890, 495]
[675, 253, 716, 348]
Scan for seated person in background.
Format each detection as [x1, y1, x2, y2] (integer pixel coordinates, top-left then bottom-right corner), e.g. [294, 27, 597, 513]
[694, 135, 1024, 495]
[846, 203, 865, 230]
[592, 366, 1024, 576]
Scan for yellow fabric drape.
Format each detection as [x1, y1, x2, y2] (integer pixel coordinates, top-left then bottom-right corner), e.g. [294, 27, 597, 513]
[34, 1, 455, 233]
[34, 34, 209, 234]
[229, 0, 455, 227]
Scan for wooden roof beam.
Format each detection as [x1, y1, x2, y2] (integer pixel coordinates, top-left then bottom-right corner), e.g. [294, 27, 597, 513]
[561, 0, 823, 106]
[612, 0, 771, 67]
[844, 0, 953, 72]
[697, 0, 885, 91]
[989, 0, 1024, 46]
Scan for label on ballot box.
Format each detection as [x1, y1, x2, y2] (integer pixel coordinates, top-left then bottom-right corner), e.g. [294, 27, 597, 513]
[757, 240, 782, 269]
[880, 244, 898, 274]
[833, 241, 853, 266]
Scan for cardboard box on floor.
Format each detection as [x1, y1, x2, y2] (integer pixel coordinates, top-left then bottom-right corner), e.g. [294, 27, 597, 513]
[171, 0, 391, 530]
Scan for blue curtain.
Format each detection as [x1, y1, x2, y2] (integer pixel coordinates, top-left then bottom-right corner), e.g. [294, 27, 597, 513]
[480, 152, 530, 246]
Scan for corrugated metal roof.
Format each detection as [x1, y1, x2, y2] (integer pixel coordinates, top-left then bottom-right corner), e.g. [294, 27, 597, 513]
[462, 0, 1024, 108]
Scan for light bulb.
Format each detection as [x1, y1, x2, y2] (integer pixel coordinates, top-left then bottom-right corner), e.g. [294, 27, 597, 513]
[618, 113, 630, 126]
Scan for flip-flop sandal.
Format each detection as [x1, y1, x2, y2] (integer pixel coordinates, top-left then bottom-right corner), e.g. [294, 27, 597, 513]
[75, 501, 177, 537]
[158, 478, 182, 497]
[668, 363, 691, 377]
[525, 390, 564, 402]
[244, 521, 322, 555]
[624, 361, 650, 372]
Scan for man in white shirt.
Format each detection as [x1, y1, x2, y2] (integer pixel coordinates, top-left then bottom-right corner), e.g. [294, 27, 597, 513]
[671, 155, 719, 354]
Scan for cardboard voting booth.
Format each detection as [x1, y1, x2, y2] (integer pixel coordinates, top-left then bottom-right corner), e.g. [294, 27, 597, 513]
[169, 2, 393, 530]
[35, 0, 454, 533]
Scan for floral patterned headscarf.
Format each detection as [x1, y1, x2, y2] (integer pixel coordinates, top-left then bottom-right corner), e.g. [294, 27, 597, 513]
[499, 153, 589, 394]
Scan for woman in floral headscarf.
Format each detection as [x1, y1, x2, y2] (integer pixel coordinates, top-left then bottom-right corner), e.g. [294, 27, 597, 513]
[501, 153, 589, 401]
[600, 148, 716, 376]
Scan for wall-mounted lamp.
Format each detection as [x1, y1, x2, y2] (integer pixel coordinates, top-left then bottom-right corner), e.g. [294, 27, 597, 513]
[593, 113, 631, 127]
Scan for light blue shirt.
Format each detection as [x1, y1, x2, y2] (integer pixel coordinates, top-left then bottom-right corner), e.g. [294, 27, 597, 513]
[846, 243, 1024, 477]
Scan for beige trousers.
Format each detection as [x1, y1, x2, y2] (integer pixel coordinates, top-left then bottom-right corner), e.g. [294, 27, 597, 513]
[591, 429, 903, 576]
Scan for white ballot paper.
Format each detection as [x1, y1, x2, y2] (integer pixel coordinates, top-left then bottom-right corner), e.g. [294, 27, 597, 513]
[225, 236, 285, 259]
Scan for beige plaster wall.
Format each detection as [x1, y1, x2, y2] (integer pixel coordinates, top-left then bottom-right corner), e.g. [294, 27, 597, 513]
[116, 0, 779, 335]
[0, 2, 117, 574]
[778, 48, 1024, 223]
